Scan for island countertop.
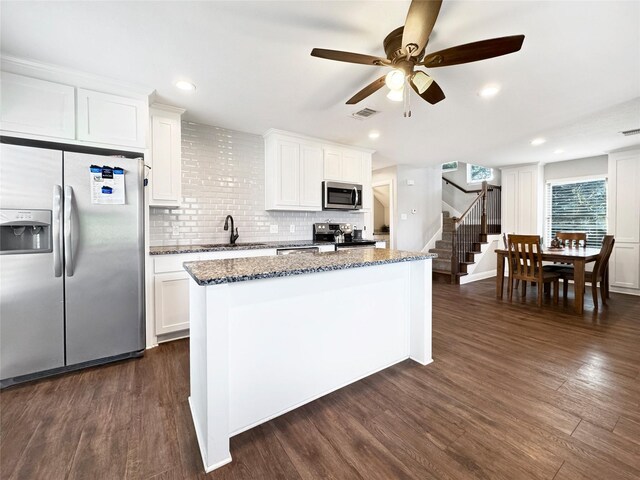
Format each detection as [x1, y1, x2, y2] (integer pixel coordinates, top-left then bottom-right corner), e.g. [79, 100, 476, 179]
[184, 248, 437, 286]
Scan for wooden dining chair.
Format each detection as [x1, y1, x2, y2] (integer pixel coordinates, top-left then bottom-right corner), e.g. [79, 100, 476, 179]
[544, 232, 588, 274]
[556, 232, 587, 248]
[507, 235, 561, 307]
[556, 235, 615, 309]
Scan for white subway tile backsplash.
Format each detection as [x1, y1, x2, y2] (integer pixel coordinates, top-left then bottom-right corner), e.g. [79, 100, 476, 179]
[149, 121, 362, 246]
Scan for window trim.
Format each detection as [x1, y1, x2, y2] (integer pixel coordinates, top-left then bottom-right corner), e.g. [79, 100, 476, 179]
[544, 175, 608, 248]
[441, 161, 458, 172]
[466, 163, 494, 184]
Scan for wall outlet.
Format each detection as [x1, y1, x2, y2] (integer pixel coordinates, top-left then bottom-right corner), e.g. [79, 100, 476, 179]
[172, 225, 180, 236]
[270, 224, 279, 234]
[289, 224, 295, 233]
[400, 213, 408, 220]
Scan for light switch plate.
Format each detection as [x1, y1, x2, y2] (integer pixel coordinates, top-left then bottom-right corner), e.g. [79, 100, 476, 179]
[400, 214, 408, 220]
[289, 224, 295, 233]
[270, 224, 279, 234]
[172, 225, 180, 236]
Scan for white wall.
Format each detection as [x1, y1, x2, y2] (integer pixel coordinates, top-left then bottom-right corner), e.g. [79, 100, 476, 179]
[149, 121, 362, 246]
[373, 165, 442, 252]
[544, 155, 608, 181]
[442, 161, 502, 215]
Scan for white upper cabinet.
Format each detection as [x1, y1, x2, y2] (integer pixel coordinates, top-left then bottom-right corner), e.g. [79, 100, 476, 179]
[299, 143, 323, 208]
[77, 88, 148, 148]
[265, 131, 323, 211]
[264, 129, 373, 212]
[148, 104, 185, 208]
[0, 72, 75, 139]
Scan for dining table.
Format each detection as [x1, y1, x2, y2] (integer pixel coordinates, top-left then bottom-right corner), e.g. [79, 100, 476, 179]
[495, 246, 602, 314]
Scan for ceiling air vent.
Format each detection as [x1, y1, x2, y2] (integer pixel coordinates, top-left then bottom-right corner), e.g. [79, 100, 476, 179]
[351, 107, 379, 120]
[620, 128, 640, 136]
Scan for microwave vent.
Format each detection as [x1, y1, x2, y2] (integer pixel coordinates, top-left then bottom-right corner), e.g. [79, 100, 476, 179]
[351, 107, 379, 120]
[620, 128, 640, 136]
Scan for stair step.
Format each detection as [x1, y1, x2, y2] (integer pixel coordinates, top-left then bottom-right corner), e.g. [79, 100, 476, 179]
[442, 211, 450, 219]
[441, 232, 452, 242]
[433, 259, 451, 271]
[435, 240, 452, 249]
[429, 248, 452, 259]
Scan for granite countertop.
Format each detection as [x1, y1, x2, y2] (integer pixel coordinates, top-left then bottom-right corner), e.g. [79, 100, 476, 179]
[184, 249, 437, 286]
[149, 240, 337, 255]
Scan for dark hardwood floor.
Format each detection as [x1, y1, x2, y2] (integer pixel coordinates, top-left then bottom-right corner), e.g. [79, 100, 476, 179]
[2, 278, 639, 479]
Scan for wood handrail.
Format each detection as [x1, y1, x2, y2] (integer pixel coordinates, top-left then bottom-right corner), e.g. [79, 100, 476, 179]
[442, 177, 501, 194]
[453, 182, 488, 227]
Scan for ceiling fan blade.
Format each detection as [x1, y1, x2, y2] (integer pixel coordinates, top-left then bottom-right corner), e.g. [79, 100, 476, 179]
[346, 75, 387, 104]
[311, 48, 388, 66]
[410, 71, 445, 105]
[422, 34, 525, 68]
[402, 0, 443, 57]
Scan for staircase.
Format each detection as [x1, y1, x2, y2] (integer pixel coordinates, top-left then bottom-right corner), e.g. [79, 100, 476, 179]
[430, 212, 457, 282]
[431, 180, 502, 284]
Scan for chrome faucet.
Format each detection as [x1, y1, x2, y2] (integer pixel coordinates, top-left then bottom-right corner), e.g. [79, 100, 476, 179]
[223, 215, 239, 245]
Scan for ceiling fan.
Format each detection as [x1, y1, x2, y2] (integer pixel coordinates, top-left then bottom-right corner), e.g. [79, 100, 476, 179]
[310, 0, 524, 114]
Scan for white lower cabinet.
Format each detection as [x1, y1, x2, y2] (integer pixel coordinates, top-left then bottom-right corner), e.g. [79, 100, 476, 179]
[154, 272, 191, 335]
[153, 248, 278, 337]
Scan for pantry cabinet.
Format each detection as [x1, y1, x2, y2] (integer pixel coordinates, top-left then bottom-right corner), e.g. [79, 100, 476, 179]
[501, 163, 543, 235]
[148, 104, 185, 208]
[608, 149, 640, 292]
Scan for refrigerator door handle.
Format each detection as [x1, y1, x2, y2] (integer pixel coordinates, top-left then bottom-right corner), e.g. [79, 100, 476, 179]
[52, 185, 63, 277]
[64, 185, 76, 277]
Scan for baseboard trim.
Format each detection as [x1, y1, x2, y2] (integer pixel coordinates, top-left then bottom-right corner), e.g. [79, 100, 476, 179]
[460, 269, 497, 285]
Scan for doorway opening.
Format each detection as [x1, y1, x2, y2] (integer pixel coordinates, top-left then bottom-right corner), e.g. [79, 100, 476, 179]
[372, 181, 393, 249]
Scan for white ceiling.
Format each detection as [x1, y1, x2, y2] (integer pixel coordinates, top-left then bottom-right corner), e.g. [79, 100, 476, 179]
[2, 1, 639, 169]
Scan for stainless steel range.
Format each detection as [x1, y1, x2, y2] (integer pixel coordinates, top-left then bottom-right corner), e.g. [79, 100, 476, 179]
[312, 222, 376, 250]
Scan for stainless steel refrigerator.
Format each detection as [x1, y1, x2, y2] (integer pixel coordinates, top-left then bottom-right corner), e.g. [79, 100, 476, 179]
[0, 139, 144, 387]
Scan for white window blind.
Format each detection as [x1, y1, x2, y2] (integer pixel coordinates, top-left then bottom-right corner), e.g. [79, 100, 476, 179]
[545, 178, 607, 248]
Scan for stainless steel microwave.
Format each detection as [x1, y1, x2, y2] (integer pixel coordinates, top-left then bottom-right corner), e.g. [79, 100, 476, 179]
[322, 181, 363, 210]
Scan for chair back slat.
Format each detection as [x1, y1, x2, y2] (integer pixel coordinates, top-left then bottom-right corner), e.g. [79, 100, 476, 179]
[508, 235, 544, 282]
[556, 232, 587, 248]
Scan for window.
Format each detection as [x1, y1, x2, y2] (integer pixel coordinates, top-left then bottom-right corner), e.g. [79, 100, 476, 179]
[467, 164, 493, 183]
[441, 161, 458, 172]
[545, 178, 607, 248]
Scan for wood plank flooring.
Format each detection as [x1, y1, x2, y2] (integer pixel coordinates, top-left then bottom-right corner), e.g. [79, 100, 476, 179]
[2, 278, 639, 479]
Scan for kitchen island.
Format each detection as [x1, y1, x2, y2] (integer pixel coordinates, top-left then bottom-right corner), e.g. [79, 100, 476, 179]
[184, 248, 436, 472]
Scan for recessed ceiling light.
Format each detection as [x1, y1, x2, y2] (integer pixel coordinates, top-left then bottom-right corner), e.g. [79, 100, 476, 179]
[368, 131, 380, 139]
[478, 85, 500, 98]
[554, 149, 564, 154]
[530, 137, 546, 146]
[175, 80, 196, 91]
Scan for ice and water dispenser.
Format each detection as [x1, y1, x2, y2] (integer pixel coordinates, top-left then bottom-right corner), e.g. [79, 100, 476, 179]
[0, 209, 52, 254]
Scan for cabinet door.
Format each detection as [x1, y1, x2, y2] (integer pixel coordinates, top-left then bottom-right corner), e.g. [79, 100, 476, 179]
[324, 148, 343, 180]
[77, 88, 147, 148]
[155, 272, 191, 335]
[275, 140, 301, 206]
[0, 72, 75, 139]
[150, 113, 182, 207]
[342, 149, 363, 183]
[517, 167, 538, 235]
[610, 243, 640, 289]
[299, 143, 323, 209]
[360, 155, 373, 211]
[610, 154, 640, 243]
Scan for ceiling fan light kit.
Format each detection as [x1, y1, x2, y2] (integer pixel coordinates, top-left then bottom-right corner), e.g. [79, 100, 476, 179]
[310, 0, 525, 116]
